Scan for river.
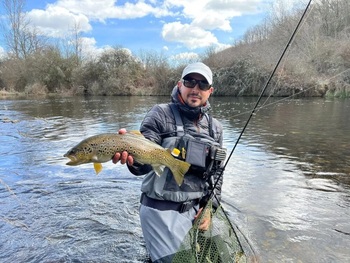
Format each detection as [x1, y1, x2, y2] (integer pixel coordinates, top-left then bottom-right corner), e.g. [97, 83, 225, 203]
[0, 95, 349, 263]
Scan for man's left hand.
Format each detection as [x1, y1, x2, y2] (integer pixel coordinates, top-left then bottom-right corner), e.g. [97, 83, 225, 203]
[194, 207, 211, 231]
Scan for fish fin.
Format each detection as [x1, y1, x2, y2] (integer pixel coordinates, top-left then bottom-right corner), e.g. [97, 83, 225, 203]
[129, 130, 143, 136]
[92, 156, 99, 162]
[170, 160, 191, 186]
[152, 165, 165, 177]
[94, 163, 103, 174]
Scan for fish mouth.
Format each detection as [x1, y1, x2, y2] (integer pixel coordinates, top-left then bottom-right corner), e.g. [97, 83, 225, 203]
[64, 154, 80, 165]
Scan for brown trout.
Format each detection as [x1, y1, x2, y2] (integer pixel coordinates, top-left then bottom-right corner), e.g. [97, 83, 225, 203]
[64, 132, 190, 186]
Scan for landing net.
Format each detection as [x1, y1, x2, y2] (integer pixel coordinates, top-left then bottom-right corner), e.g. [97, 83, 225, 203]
[172, 200, 250, 263]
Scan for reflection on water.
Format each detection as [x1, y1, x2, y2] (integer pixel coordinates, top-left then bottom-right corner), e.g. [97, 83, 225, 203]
[1, 96, 350, 262]
[212, 97, 350, 262]
[0, 177, 145, 262]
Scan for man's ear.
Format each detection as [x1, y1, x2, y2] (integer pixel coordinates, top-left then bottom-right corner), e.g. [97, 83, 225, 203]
[177, 81, 182, 93]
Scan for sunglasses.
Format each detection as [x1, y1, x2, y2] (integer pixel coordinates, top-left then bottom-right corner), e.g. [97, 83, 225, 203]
[182, 78, 211, 91]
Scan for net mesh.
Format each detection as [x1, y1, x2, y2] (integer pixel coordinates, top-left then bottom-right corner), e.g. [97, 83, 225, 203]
[172, 200, 249, 263]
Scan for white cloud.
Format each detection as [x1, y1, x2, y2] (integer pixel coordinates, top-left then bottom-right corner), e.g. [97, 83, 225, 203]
[54, 0, 172, 21]
[0, 46, 6, 59]
[53, 0, 116, 21]
[21, 0, 267, 57]
[205, 0, 262, 14]
[27, 5, 92, 38]
[80, 37, 111, 60]
[80, 37, 134, 61]
[164, 0, 262, 30]
[192, 15, 232, 31]
[160, 0, 265, 51]
[162, 22, 218, 49]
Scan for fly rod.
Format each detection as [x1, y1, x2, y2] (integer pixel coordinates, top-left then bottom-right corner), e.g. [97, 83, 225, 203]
[210, 0, 313, 199]
[207, 1, 313, 256]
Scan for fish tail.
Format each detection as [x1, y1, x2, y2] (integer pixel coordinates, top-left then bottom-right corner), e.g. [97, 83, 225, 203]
[170, 159, 191, 186]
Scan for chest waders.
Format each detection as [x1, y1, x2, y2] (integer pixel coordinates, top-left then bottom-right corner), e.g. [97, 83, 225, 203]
[169, 103, 225, 206]
[170, 103, 246, 263]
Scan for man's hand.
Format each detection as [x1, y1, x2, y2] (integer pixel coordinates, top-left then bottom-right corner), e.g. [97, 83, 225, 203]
[194, 207, 212, 231]
[112, 128, 134, 165]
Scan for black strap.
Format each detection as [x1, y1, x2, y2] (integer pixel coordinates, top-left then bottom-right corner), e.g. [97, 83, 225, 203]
[169, 103, 214, 138]
[208, 113, 214, 138]
[169, 103, 184, 136]
[140, 193, 198, 213]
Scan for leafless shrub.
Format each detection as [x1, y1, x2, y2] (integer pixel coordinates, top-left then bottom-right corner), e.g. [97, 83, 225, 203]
[1, 0, 350, 97]
[24, 83, 48, 95]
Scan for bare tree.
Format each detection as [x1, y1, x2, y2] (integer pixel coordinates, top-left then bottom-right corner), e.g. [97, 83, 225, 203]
[313, 0, 350, 37]
[1, 0, 42, 58]
[71, 21, 83, 63]
[58, 20, 83, 65]
[242, 18, 271, 44]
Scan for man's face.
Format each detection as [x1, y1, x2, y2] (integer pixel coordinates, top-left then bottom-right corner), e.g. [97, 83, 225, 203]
[177, 73, 214, 108]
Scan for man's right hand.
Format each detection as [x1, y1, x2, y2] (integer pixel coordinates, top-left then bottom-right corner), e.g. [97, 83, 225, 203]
[112, 128, 134, 165]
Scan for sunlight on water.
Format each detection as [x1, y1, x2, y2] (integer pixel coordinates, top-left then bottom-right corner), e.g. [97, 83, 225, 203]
[1, 96, 350, 262]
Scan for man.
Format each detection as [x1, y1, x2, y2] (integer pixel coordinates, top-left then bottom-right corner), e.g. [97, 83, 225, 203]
[113, 62, 225, 262]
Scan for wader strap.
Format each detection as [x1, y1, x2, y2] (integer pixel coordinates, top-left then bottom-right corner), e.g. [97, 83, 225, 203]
[140, 193, 198, 213]
[169, 103, 184, 136]
[169, 103, 214, 138]
[208, 114, 214, 138]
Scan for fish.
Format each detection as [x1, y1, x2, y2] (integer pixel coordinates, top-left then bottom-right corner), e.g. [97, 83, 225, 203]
[64, 132, 191, 186]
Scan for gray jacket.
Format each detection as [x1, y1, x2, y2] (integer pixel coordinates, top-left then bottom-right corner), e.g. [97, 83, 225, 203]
[129, 87, 224, 208]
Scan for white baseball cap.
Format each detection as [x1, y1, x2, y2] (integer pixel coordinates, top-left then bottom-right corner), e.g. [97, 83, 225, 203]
[181, 62, 213, 85]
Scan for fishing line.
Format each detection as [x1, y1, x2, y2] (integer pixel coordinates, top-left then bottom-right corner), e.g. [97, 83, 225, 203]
[206, 0, 313, 255]
[225, 65, 350, 122]
[210, 0, 313, 198]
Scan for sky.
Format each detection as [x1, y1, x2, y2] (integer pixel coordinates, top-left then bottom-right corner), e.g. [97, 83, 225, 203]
[0, 0, 304, 61]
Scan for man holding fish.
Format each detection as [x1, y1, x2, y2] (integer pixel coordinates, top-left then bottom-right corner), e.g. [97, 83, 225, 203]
[113, 62, 226, 262]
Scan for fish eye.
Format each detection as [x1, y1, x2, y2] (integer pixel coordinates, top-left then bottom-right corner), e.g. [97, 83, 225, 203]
[69, 149, 77, 154]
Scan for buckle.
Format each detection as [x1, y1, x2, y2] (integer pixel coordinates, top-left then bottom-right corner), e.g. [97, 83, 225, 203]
[179, 200, 197, 213]
[179, 201, 191, 213]
[212, 147, 227, 161]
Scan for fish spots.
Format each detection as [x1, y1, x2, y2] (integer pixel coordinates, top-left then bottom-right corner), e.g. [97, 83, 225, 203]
[64, 132, 190, 185]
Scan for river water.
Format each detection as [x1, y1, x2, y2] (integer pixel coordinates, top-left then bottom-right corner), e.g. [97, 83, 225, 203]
[0, 95, 349, 263]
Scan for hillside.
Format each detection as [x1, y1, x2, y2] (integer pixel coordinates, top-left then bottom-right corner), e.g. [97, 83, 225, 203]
[0, 0, 349, 97]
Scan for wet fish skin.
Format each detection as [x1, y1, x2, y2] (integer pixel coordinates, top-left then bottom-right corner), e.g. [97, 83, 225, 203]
[64, 132, 190, 186]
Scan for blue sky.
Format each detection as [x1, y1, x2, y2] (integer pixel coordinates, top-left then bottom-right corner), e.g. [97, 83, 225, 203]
[0, 0, 303, 61]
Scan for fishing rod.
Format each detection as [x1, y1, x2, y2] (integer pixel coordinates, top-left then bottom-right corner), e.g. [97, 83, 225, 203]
[205, 1, 313, 256]
[209, 0, 313, 200]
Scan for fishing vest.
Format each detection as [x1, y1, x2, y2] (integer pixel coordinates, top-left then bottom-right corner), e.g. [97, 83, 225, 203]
[141, 103, 226, 203]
